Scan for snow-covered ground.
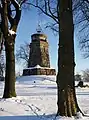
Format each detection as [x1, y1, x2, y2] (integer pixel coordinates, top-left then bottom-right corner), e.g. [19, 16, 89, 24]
[0, 75, 89, 120]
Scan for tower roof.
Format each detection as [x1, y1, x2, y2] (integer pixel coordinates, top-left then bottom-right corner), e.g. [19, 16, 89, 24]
[31, 33, 47, 41]
[36, 24, 42, 33]
[31, 24, 47, 41]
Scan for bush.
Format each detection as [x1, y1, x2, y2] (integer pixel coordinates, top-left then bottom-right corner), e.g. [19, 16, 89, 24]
[82, 69, 89, 82]
[75, 74, 82, 81]
[77, 81, 84, 87]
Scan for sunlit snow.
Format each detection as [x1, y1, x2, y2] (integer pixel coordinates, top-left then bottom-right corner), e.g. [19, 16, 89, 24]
[0, 75, 89, 120]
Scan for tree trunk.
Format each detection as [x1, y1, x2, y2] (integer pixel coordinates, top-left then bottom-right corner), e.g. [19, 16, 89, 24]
[3, 35, 16, 98]
[56, 0, 79, 116]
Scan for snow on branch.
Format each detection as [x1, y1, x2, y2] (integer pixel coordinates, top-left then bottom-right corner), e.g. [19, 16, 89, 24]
[12, 0, 21, 8]
[9, 29, 16, 35]
[9, 0, 21, 31]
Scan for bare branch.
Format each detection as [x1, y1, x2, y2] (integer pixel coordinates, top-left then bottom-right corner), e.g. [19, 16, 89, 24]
[1, 0, 8, 38]
[84, 0, 89, 4]
[47, 0, 58, 20]
[16, 43, 30, 67]
[10, 0, 21, 31]
[45, 22, 58, 33]
[20, 0, 27, 6]
[7, 1, 14, 28]
[26, 2, 59, 24]
[57, 0, 59, 18]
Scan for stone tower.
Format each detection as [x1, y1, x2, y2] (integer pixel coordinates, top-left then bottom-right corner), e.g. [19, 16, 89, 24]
[28, 33, 50, 68]
[23, 26, 56, 75]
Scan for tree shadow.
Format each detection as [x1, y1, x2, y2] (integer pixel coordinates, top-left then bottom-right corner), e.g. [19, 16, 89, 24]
[0, 114, 56, 120]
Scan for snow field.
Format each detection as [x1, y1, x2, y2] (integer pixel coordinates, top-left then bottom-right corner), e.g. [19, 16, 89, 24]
[0, 76, 89, 120]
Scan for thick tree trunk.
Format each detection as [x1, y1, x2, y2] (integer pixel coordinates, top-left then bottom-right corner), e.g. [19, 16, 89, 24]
[56, 0, 79, 116]
[3, 35, 16, 98]
[1, 0, 21, 98]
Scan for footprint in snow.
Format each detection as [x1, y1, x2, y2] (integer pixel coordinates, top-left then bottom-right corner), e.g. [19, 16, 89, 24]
[31, 104, 41, 111]
[0, 108, 4, 111]
[25, 109, 29, 111]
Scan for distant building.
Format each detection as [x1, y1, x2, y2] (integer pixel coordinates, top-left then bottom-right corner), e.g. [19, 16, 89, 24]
[23, 26, 56, 75]
[28, 33, 50, 67]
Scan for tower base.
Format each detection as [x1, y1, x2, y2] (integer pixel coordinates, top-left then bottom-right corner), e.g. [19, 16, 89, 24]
[23, 65, 56, 76]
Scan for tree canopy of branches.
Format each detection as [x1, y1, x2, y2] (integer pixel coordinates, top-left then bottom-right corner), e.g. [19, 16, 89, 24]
[24, 0, 83, 117]
[16, 43, 30, 67]
[73, 0, 89, 58]
[82, 69, 89, 82]
[0, 0, 88, 116]
[26, 0, 89, 59]
[25, 0, 59, 33]
[75, 74, 82, 81]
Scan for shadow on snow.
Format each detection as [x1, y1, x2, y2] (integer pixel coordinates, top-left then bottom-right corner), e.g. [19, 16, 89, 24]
[0, 114, 56, 120]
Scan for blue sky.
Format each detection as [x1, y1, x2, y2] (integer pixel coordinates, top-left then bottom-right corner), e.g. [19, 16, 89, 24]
[15, 8, 89, 74]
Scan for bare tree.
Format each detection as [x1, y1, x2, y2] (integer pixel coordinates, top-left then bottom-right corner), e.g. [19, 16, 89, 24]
[56, 0, 80, 116]
[75, 74, 82, 81]
[82, 69, 89, 82]
[16, 42, 30, 67]
[24, 0, 83, 117]
[0, 0, 24, 98]
[73, 0, 89, 58]
[25, 0, 59, 32]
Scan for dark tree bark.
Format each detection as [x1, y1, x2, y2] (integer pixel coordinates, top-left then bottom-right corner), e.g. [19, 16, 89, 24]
[56, 0, 79, 116]
[1, 0, 21, 98]
[3, 35, 16, 98]
[26, 0, 82, 117]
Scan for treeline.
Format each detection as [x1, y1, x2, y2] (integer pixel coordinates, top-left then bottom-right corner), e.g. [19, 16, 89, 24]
[75, 69, 89, 82]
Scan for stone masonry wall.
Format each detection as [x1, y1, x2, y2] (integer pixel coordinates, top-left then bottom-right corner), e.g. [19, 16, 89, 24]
[23, 68, 56, 75]
[28, 35, 50, 68]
